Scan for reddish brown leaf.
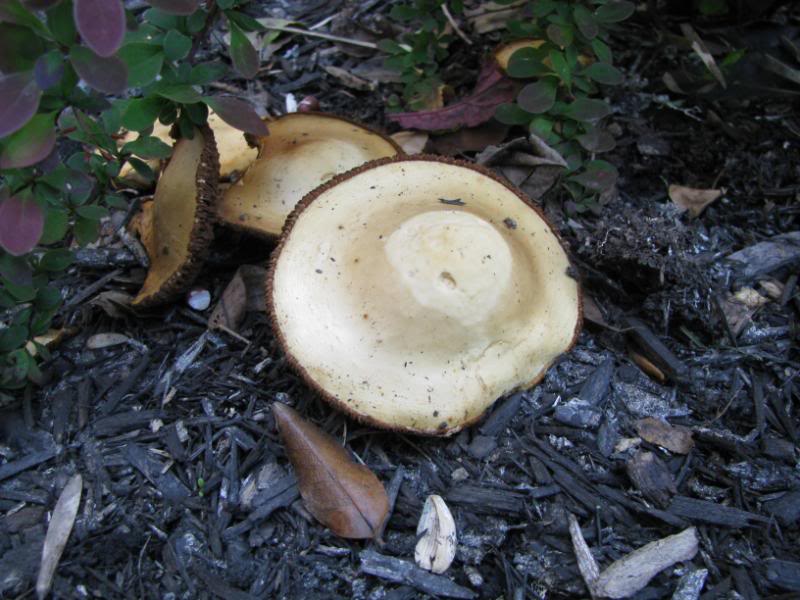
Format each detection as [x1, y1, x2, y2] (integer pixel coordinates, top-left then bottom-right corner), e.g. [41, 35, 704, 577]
[146, 0, 200, 15]
[208, 269, 247, 332]
[273, 403, 389, 539]
[69, 46, 127, 94]
[0, 72, 41, 138]
[388, 61, 516, 131]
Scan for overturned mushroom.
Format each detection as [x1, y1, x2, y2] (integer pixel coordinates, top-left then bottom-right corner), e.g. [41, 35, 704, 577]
[268, 155, 581, 435]
[118, 111, 257, 186]
[132, 126, 219, 307]
[217, 113, 401, 237]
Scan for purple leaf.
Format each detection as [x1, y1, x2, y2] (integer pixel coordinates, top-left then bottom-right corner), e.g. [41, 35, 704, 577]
[0, 113, 56, 169]
[34, 51, 64, 89]
[0, 195, 44, 256]
[228, 21, 259, 79]
[69, 46, 127, 94]
[388, 62, 517, 131]
[145, 0, 200, 15]
[203, 96, 268, 137]
[74, 0, 126, 57]
[0, 72, 42, 138]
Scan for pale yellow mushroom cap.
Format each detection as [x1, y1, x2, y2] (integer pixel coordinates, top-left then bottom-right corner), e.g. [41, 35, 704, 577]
[268, 156, 582, 435]
[217, 113, 400, 238]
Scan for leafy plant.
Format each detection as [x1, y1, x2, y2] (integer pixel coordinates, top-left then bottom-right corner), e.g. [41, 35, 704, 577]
[495, 0, 635, 205]
[378, 0, 461, 111]
[0, 0, 268, 398]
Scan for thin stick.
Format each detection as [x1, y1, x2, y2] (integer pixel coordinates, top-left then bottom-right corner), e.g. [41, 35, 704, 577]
[262, 24, 378, 50]
[442, 3, 472, 45]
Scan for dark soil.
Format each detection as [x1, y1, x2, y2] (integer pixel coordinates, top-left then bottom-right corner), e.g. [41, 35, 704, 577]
[2, 2, 799, 599]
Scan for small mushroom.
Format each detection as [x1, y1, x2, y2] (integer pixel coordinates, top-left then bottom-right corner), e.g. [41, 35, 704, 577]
[118, 111, 257, 185]
[217, 113, 401, 238]
[268, 155, 582, 435]
[132, 126, 219, 307]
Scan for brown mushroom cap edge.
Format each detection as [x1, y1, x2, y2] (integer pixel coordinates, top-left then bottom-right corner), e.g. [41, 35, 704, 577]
[132, 124, 220, 308]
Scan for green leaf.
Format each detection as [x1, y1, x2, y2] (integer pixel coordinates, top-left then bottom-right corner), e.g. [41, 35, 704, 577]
[183, 101, 208, 125]
[38, 248, 73, 271]
[5, 348, 33, 383]
[122, 134, 173, 159]
[569, 159, 618, 192]
[186, 8, 208, 33]
[377, 39, 406, 55]
[40, 208, 69, 244]
[228, 20, 258, 78]
[143, 7, 181, 29]
[127, 156, 155, 182]
[164, 29, 192, 61]
[0, 113, 56, 170]
[74, 215, 100, 245]
[0, 326, 27, 352]
[104, 194, 128, 209]
[495, 103, 534, 125]
[548, 50, 571, 87]
[573, 5, 598, 39]
[594, 1, 635, 23]
[0, 23, 46, 73]
[76, 204, 109, 220]
[118, 43, 164, 88]
[217, 0, 235, 8]
[531, 0, 557, 17]
[564, 97, 611, 122]
[546, 23, 573, 48]
[591, 38, 612, 63]
[152, 82, 203, 104]
[225, 9, 265, 32]
[584, 62, 623, 85]
[390, 5, 418, 21]
[506, 46, 549, 78]
[121, 96, 165, 131]
[517, 79, 557, 113]
[190, 61, 226, 85]
[699, 0, 728, 15]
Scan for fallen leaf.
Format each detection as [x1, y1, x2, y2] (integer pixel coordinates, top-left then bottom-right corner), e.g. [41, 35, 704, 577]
[89, 290, 134, 319]
[272, 403, 389, 539]
[464, 1, 525, 34]
[594, 527, 699, 598]
[582, 293, 609, 327]
[415, 495, 457, 574]
[36, 474, 82, 600]
[387, 61, 516, 131]
[86, 332, 130, 349]
[629, 348, 666, 383]
[238, 264, 268, 311]
[680, 24, 726, 88]
[390, 131, 429, 155]
[668, 184, 723, 217]
[635, 417, 694, 454]
[209, 270, 247, 331]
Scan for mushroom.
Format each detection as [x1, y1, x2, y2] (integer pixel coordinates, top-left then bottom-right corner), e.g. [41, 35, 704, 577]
[217, 113, 401, 238]
[268, 155, 581, 435]
[132, 125, 219, 307]
[118, 111, 257, 186]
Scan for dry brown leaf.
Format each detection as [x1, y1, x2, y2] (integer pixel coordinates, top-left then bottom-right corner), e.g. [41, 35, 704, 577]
[415, 495, 457, 574]
[635, 417, 694, 454]
[272, 403, 389, 539]
[89, 290, 134, 319]
[430, 121, 509, 155]
[629, 348, 666, 383]
[238, 264, 268, 311]
[209, 270, 247, 331]
[36, 474, 82, 600]
[668, 184, 723, 218]
[390, 131, 429, 155]
[324, 66, 376, 92]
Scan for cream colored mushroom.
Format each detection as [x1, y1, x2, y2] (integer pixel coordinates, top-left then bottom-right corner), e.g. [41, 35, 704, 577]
[268, 155, 581, 435]
[118, 111, 257, 186]
[217, 113, 401, 237]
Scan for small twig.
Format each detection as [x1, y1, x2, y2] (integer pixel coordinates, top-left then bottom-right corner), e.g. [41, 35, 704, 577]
[441, 3, 472, 45]
[262, 24, 410, 51]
